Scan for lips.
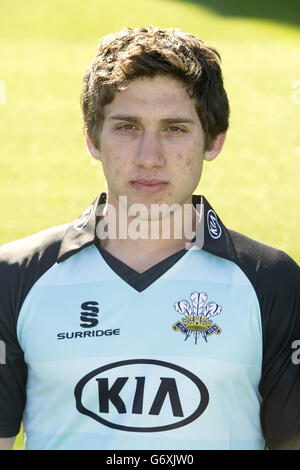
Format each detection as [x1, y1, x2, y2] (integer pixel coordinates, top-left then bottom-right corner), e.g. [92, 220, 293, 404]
[131, 178, 169, 193]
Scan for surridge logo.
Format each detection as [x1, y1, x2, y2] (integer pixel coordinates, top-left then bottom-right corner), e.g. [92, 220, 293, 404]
[56, 301, 120, 340]
[74, 204, 93, 231]
[207, 209, 222, 239]
[80, 301, 99, 328]
[75, 359, 209, 432]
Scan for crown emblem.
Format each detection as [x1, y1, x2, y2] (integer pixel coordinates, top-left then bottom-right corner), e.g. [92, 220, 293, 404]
[172, 292, 222, 344]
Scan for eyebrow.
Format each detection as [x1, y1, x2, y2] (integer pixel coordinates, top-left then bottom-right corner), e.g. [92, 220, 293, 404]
[108, 114, 196, 125]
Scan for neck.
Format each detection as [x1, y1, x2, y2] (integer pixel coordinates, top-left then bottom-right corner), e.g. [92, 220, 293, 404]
[95, 199, 200, 272]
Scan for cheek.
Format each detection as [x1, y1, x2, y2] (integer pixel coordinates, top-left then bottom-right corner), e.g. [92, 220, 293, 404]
[101, 144, 126, 178]
[174, 151, 203, 175]
[183, 156, 193, 167]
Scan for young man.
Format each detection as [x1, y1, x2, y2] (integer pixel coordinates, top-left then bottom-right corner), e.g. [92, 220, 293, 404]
[0, 26, 299, 450]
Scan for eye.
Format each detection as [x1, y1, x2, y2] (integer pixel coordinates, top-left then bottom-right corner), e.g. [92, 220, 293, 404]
[166, 126, 186, 134]
[116, 123, 137, 131]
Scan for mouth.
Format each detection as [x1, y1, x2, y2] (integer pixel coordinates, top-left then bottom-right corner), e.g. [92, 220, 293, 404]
[131, 178, 169, 194]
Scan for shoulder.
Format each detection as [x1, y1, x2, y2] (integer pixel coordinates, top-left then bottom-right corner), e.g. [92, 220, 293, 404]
[0, 223, 70, 270]
[0, 223, 71, 319]
[230, 233, 300, 450]
[228, 229, 300, 291]
[229, 229, 300, 366]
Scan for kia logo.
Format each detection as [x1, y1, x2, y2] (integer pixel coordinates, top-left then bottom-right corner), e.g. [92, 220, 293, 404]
[74, 359, 209, 432]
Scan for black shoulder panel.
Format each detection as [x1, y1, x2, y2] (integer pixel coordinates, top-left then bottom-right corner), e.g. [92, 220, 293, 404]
[229, 230, 300, 449]
[0, 223, 70, 324]
[0, 223, 70, 437]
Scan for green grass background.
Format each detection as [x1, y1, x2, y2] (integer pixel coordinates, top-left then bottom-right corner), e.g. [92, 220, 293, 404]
[0, 0, 299, 450]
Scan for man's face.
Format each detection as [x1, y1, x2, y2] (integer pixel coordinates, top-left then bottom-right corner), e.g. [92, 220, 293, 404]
[91, 75, 222, 215]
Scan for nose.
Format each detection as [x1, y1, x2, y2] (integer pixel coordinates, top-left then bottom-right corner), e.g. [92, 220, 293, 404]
[134, 130, 165, 169]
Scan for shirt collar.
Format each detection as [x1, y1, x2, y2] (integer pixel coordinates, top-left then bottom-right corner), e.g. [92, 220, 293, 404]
[57, 193, 237, 264]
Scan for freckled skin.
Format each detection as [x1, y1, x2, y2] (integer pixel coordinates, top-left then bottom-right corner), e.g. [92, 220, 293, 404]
[85, 75, 226, 269]
[97, 75, 207, 213]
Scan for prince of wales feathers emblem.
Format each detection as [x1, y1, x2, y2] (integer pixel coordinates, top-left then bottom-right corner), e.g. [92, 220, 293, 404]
[172, 292, 222, 344]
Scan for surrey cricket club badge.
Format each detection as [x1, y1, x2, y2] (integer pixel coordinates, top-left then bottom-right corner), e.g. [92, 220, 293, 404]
[172, 292, 222, 344]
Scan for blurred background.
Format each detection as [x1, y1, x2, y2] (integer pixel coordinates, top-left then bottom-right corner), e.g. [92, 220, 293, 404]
[0, 0, 299, 449]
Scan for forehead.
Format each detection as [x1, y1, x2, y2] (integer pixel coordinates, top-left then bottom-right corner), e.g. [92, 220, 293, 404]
[103, 75, 199, 121]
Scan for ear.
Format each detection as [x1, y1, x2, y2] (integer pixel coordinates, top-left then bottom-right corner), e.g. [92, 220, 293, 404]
[204, 132, 227, 162]
[86, 133, 101, 160]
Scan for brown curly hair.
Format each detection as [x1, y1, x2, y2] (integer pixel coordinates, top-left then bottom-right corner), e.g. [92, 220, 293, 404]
[81, 26, 229, 151]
